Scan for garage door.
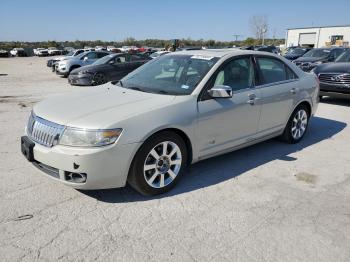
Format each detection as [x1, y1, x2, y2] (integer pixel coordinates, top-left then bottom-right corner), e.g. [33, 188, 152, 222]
[299, 33, 316, 46]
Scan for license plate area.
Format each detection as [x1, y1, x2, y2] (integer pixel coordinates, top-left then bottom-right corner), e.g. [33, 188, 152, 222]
[21, 136, 35, 162]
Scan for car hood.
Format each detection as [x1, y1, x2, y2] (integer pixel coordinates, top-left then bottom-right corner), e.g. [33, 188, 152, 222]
[33, 84, 176, 129]
[294, 57, 326, 63]
[315, 62, 350, 74]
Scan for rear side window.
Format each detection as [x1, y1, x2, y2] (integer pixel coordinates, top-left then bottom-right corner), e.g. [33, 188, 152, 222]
[256, 57, 295, 84]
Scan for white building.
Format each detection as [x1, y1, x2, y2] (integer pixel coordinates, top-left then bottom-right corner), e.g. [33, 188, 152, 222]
[285, 25, 350, 48]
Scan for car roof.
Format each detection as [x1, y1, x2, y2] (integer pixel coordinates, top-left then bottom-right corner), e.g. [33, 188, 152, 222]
[171, 48, 273, 58]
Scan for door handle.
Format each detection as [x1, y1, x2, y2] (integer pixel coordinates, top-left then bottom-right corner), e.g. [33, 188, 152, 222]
[290, 88, 298, 94]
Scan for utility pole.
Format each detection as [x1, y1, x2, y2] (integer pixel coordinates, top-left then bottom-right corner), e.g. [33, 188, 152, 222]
[233, 34, 242, 46]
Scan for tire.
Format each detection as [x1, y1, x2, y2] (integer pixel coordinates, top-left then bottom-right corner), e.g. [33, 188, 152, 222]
[128, 131, 188, 196]
[281, 104, 310, 144]
[92, 72, 107, 86]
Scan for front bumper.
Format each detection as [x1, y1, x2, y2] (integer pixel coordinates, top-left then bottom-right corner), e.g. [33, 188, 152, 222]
[68, 74, 93, 86]
[320, 82, 350, 97]
[21, 135, 141, 190]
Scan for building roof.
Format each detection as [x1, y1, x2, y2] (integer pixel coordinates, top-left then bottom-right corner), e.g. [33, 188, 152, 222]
[287, 25, 350, 30]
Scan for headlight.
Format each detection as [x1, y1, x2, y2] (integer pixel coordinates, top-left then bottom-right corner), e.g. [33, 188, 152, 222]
[59, 128, 122, 147]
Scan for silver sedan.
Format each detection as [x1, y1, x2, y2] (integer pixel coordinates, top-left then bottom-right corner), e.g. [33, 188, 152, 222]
[22, 49, 319, 195]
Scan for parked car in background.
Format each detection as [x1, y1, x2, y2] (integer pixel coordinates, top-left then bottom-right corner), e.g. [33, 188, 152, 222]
[48, 47, 61, 56]
[35, 48, 49, 56]
[10, 48, 27, 57]
[47, 49, 91, 70]
[313, 49, 350, 99]
[284, 47, 311, 61]
[120, 46, 137, 52]
[293, 47, 347, 72]
[34, 48, 46, 56]
[68, 53, 150, 86]
[0, 50, 10, 57]
[21, 49, 318, 195]
[56, 50, 110, 77]
[95, 46, 106, 51]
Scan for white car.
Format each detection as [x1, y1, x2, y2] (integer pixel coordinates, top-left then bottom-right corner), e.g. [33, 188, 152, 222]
[47, 47, 61, 55]
[10, 48, 25, 56]
[21, 49, 319, 195]
[34, 48, 49, 56]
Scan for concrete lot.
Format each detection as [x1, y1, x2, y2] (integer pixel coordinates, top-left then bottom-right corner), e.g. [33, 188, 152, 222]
[0, 57, 350, 262]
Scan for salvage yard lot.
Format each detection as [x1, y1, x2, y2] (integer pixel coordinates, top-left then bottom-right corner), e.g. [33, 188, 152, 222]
[1, 57, 350, 261]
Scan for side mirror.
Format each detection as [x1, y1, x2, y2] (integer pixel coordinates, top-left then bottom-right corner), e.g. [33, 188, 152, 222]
[208, 85, 233, 98]
[83, 57, 88, 61]
[108, 60, 114, 65]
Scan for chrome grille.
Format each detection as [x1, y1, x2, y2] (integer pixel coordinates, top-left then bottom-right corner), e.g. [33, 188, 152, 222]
[27, 114, 65, 147]
[319, 73, 350, 85]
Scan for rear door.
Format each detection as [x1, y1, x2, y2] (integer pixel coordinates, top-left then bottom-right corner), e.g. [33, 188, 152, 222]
[255, 56, 299, 136]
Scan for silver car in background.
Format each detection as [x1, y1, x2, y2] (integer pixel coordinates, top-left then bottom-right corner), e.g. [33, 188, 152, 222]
[56, 50, 110, 77]
[21, 49, 319, 195]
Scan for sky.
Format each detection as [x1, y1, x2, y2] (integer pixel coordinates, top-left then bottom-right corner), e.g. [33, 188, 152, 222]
[1, 0, 349, 42]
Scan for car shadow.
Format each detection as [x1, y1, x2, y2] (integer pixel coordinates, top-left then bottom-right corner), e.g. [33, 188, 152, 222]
[321, 97, 350, 107]
[80, 116, 346, 203]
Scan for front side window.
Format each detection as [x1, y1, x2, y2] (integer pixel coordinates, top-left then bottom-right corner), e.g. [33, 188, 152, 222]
[83, 52, 98, 60]
[117, 54, 219, 95]
[213, 57, 254, 91]
[257, 57, 288, 84]
[113, 55, 127, 64]
[336, 50, 350, 62]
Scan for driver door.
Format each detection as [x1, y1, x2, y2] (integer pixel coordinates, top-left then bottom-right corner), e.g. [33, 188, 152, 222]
[196, 56, 262, 158]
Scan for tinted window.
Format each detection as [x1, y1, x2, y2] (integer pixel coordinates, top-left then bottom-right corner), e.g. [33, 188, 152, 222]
[332, 49, 345, 59]
[213, 57, 254, 91]
[113, 55, 127, 64]
[97, 52, 108, 58]
[131, 55, 143, 61]
[257, 57, 288, 84]
[84, 52, 98, 59]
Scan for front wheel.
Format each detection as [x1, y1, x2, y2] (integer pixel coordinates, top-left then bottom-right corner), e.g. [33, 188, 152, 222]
[92, 72, 107, 86]
[128, 131, 188, 195]
[281, 105, 310, 144]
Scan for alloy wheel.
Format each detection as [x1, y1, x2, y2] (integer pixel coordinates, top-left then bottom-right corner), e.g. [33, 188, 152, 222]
[143, 141, 182, 188]
[291, 109, 308, 140]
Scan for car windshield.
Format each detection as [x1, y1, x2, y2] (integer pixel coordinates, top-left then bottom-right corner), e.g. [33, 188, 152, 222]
[335, 50, 350, 62]
[93, 54, 115, 65]
[116, 54, 219, 95]
[66, 51, 74, 56]
[303, 49, 330, 58]
[287, 48, 308, 55]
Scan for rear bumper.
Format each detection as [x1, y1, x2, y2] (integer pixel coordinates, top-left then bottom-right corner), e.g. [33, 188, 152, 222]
[68, 74, 93, 86]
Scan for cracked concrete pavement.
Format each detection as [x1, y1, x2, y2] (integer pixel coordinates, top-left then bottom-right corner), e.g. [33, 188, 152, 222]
[0, 57, 350, 262]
